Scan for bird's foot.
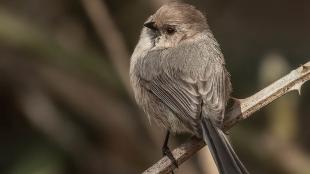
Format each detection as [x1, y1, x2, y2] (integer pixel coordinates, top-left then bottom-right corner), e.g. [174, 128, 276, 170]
[162, 146, 178, 173]
[162, 131, 178, 174]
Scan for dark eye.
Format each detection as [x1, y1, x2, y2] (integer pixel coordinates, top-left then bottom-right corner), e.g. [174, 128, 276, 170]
[166, 27, 176, 35]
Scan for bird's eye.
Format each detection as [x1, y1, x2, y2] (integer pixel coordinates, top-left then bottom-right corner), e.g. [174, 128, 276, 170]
[166, 27, 176, 35]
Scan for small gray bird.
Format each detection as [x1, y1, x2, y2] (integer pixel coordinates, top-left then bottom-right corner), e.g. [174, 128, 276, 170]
[130, 2, 249, 174]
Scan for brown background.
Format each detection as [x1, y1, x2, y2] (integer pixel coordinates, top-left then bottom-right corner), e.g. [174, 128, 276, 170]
[0, 0, 309, 174]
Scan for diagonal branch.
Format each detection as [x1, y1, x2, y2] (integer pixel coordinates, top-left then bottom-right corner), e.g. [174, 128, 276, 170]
[143, 61, 310, 174]
[81, 0, 132, 94]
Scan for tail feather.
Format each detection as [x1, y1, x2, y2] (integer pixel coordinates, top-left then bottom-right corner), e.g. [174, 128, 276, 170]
[201, 118, 249, 174]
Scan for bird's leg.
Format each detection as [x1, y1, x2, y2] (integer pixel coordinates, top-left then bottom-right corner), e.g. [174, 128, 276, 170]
[162, 130, 178, 171]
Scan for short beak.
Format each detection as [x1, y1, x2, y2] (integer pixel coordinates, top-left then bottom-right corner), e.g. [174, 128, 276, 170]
[143, 21, 156, 30]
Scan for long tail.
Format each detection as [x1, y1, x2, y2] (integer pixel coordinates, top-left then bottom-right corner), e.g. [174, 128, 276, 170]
[201, 118, 249, 174]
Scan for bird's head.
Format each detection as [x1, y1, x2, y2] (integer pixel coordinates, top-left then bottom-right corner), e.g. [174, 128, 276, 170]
[143, 2, 208, 49]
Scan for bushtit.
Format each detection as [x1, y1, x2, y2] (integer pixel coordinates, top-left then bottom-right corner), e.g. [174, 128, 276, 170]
[130, 2, 249, 174]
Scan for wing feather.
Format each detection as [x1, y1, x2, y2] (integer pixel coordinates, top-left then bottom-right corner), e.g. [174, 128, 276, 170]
[139, 39, 231, 130]
[149, 73, 201, 129]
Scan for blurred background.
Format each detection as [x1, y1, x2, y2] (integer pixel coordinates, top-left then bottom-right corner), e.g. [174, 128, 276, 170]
[0, 0, 309, 174]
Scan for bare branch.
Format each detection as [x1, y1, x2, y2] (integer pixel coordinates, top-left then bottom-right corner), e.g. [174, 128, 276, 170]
[223, 61, 310, 130]
[143, 61, 310, 174]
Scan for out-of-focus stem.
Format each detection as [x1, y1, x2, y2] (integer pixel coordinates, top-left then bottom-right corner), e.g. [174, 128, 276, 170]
[81, 0, 132, 95]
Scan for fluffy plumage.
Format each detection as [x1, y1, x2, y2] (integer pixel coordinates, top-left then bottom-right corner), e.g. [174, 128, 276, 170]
[130, 2, 249, 174]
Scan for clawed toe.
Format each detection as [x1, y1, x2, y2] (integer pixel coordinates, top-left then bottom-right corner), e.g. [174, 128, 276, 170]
[161, 131, 178, 174]
[162, 146, 178, 169]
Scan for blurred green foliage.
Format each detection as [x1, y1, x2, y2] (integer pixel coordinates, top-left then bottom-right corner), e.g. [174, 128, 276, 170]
[0, 0, 309, 174]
